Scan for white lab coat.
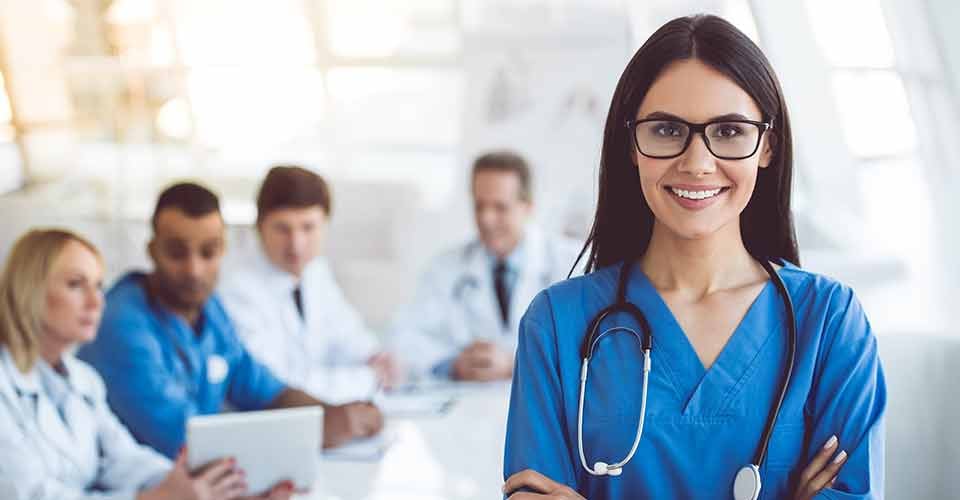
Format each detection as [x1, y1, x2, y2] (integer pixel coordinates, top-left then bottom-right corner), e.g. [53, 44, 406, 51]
[0, 348, 170, 500]
[388, 227, 581, 377]
[219, 249, 381, 404]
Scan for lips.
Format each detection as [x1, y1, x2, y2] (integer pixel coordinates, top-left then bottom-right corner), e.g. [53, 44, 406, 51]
[663, 184, 731, 210]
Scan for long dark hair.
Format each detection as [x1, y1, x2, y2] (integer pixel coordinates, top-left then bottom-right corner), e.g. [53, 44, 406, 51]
[575, 14, 798, 274]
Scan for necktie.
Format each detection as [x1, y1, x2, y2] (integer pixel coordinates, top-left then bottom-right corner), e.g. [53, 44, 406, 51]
[292, 286, 305, 321]
[494, 260, 509, 327]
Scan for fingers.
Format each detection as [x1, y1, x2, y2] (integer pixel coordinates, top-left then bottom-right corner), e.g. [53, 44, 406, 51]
[199, 457, 237, 483]
[806, 449, 847, 493]
[798, 435, 838, 485]
[212, 470, 248, 500]
[172, 446, 190, 472]
[354, 402, 384, 436]
[503, 469, 562, 496]
[795, 435, 848, 499]
[266, 480, 296, 500]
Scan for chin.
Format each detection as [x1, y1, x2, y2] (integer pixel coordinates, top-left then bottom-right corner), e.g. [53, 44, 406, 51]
[667, 222, 726, 241]
[77, 328, 98, 343]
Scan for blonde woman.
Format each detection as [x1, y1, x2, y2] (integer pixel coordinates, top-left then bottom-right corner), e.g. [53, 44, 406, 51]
[0, 229, 286, 500]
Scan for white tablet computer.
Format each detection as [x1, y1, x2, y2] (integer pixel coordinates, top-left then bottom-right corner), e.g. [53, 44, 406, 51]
[187, 406, 323, 495]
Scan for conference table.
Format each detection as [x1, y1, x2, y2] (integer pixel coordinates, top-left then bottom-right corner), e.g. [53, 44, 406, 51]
[302, 380, 513, 500]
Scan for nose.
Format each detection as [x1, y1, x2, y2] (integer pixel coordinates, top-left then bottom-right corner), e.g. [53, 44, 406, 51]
[290, 230, 306, 255]
[677, 133, 717, 176]
[87, 286, 103, 311]
[184, 254, 204, 279]
[478, 208, 498, 230]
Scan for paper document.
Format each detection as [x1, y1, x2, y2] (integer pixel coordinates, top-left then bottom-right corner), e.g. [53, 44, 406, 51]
[376, 391, 457, 417]
[322, 430, 396, 462]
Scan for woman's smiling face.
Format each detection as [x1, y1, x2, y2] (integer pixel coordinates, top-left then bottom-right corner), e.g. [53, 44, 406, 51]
[632, 58, 774, 241]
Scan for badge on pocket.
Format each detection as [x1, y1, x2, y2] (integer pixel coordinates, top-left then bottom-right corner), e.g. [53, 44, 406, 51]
[206, 354, 229, 384]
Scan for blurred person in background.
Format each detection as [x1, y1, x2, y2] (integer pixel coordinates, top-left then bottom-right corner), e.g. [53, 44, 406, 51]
[0, 228, 297, 500]
[389, 151, 579, 382]
[220, 166, 399, 404]
[77, 183, 383, 461]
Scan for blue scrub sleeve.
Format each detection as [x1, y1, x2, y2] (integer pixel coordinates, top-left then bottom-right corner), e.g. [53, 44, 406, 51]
[224, 342, 286, 411]
[808, 286, 886, 499]
[503, 291, 579, 493]
[78, 315, 195, 459]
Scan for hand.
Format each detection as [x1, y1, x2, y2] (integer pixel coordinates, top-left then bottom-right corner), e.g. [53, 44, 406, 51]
[452, 341, 514, 381]
[239, 479, 298, 500]
[322, 401, 384, 448]
[793, 435, 848, 500]
[139, 448, 247, 500]
[367, 352, 402, 389]
[503, 469, 585, 499]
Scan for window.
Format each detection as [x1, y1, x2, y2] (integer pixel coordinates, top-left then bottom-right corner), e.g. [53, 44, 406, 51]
[0, 72, 23, 194]
[804, 0, 953, 331]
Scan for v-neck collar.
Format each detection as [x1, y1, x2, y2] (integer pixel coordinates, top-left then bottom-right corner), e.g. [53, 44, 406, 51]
[627, 264, 782, 417]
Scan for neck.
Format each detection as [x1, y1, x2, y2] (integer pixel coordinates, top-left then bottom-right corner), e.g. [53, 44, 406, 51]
[490, 238, 522, 261]
[38, 336, 69, 369]
[640, 221, 761, 297]
[146, 273, 202, 326]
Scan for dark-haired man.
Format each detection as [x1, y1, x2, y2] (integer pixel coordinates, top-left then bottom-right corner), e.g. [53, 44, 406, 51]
[78, 182, 383, 461]
[220, 166, 399, 404]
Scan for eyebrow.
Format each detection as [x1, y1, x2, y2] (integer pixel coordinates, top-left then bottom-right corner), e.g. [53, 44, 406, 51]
[641, 111, 756, 122]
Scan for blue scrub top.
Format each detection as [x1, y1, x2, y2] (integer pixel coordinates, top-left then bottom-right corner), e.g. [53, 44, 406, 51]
[504, 262, 885, 499]
[78, 272, 286, 458]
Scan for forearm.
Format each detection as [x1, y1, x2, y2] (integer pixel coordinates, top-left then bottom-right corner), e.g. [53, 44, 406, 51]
[268, 387, 329, 410]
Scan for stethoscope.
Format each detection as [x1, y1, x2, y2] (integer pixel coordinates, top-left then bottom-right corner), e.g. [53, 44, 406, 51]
[576, 258, 796, 500]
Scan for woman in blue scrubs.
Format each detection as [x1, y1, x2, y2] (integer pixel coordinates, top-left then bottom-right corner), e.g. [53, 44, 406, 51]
[502, 14, 885, 500]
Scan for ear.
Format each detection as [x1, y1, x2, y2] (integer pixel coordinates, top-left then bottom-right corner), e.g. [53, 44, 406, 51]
[522, 199, 534, 216]
[147, 238, 156, 262]
[758, 132, 776, 169]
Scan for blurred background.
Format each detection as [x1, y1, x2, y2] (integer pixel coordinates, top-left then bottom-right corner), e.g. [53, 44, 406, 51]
[0, 0, 956, 496]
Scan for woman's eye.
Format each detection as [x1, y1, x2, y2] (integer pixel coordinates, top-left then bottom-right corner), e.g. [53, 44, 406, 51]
[714, 125, 743, 138]
[654, 125, 682, 137]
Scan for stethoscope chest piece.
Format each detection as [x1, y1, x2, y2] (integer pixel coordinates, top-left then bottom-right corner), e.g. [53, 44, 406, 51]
[733, 464, 761, 500]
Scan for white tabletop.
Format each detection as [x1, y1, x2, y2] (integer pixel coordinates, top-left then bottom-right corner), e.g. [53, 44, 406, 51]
[301, 381, 512, 500]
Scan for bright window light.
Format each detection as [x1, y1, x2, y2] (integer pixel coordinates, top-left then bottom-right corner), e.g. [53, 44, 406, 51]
[171, 0, 315, 66]
[326, 67, 461, 147]
[326, 0, 460, 58]
[831, 70, 916, 157]
[188, 68, 325, 148]
[805, 0, 895, 68]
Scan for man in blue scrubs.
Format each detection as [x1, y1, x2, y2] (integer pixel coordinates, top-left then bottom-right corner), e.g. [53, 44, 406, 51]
[78, 183, 383, 459]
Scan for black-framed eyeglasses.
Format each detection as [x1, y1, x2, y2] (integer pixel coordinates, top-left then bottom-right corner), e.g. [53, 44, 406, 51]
[625, 118, 772, 160]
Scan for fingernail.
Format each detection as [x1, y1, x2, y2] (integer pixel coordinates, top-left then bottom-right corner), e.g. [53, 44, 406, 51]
[824, 435, 838, 450]
[833, 450, 847, 464]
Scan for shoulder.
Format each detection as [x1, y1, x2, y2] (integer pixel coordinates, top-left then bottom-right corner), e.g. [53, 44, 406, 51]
[430, 240, 476, 268]
[776, 262, 860, 317]
[304, 256, 337, 287]
[418, 240, 477, 282]
[103, 272, 149, 310]
[205, 292, 237, 332]
[62, 356, 108, 400]
[776, 262, 873, 350]
[522, 264, 621, 325]
[93, 273, 162, 350]
[544, 263, 620, 303]
[219, 253, 271, 296]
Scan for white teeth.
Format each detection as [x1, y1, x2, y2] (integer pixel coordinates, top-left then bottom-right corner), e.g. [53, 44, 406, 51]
[670, 187, 723, 200]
